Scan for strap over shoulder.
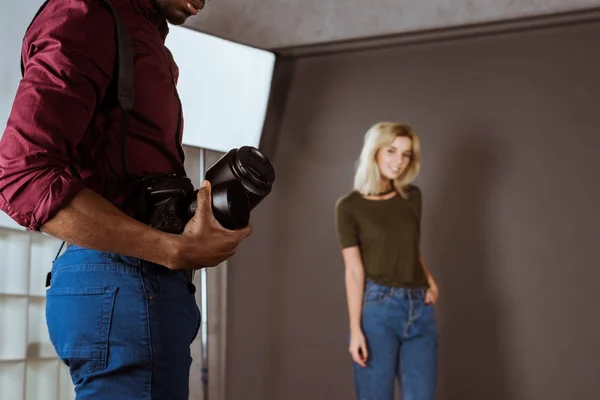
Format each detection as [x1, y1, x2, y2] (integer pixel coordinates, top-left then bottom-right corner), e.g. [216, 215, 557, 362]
[20, 0, 135, 111]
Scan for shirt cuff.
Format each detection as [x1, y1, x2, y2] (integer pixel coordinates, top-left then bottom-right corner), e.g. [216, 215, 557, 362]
[29, 174, 86, 231]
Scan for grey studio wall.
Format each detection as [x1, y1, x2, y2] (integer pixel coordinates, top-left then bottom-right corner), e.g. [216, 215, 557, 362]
[224, 20, 600, 400]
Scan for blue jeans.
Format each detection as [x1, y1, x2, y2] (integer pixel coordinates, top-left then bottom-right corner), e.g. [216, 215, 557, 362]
[353, 280, 438, 400]
[45, 245, 201, 399]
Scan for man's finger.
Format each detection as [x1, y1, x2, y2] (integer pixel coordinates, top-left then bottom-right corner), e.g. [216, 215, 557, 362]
[238, 224, 253, 238]
[195, 180, 212, 218]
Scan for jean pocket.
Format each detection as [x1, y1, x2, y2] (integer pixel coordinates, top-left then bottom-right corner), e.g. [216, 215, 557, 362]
[46, 286, 118, 384]
[363, 289, 388, 304]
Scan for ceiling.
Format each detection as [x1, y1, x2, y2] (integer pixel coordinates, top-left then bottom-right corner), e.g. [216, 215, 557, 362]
[184, 0, 600, 51]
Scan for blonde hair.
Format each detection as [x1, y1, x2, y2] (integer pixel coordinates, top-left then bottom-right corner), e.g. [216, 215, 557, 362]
[353, 122, 421, 197]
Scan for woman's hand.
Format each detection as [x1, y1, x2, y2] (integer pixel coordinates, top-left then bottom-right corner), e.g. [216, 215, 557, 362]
[420, 256, 439, 305]
[349, 330, 369, 367]
[425, 282, 439, 305]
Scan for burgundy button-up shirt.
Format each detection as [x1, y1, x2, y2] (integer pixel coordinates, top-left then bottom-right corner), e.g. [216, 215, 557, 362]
[0, 0, 186, 231]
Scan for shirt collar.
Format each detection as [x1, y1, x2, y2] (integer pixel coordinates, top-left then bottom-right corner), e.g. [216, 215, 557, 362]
[128, 0, 169, 39]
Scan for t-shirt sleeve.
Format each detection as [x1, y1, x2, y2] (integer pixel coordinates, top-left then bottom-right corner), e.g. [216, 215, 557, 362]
[335, 199, 359, 249]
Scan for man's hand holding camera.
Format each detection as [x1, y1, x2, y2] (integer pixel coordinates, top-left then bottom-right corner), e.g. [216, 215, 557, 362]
[167, 180, 252, 270]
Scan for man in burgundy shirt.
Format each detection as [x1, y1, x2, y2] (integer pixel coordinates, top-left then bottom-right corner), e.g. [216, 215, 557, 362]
[0, 0, 251, 398]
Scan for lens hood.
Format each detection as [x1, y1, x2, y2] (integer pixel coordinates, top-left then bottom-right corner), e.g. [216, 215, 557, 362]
[210, 180, 250, 230]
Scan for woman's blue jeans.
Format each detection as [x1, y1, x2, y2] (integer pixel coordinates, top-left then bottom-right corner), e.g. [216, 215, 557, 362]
[353, 280, 438, 400]
[45, 245, 201, 399]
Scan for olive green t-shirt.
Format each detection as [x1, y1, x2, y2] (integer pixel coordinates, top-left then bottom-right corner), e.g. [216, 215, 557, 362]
[334, 185, 428, 289]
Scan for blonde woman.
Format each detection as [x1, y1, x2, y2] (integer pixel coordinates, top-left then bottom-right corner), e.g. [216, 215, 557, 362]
[335, 122, 439, 400]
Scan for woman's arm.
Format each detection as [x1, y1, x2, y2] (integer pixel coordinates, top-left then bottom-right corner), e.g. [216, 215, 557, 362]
[421, 255, 439, 304]
[335, 199, 368, 366]
[342, 245, 369, 367]
[342, 246, 366, 333]
[414, 187, 438, 303]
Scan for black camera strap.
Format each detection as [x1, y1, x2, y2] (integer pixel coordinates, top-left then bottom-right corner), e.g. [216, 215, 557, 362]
[21, 0, 135, 181]
[103, 0, 136, 181]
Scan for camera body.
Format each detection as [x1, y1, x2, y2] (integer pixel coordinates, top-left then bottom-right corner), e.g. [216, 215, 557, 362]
[144, 146, 275, 233]
[143, 174, 196, 234]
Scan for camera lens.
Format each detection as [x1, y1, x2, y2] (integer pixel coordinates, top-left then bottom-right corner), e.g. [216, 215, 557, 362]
[194, 146, 275, 230]
[231, 146, 275, 209]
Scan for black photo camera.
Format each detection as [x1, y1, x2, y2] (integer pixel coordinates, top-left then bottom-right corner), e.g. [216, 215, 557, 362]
[143, 146, 275, 233]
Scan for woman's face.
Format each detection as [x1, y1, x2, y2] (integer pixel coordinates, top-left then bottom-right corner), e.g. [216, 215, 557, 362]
[376, 136, 413, 181]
